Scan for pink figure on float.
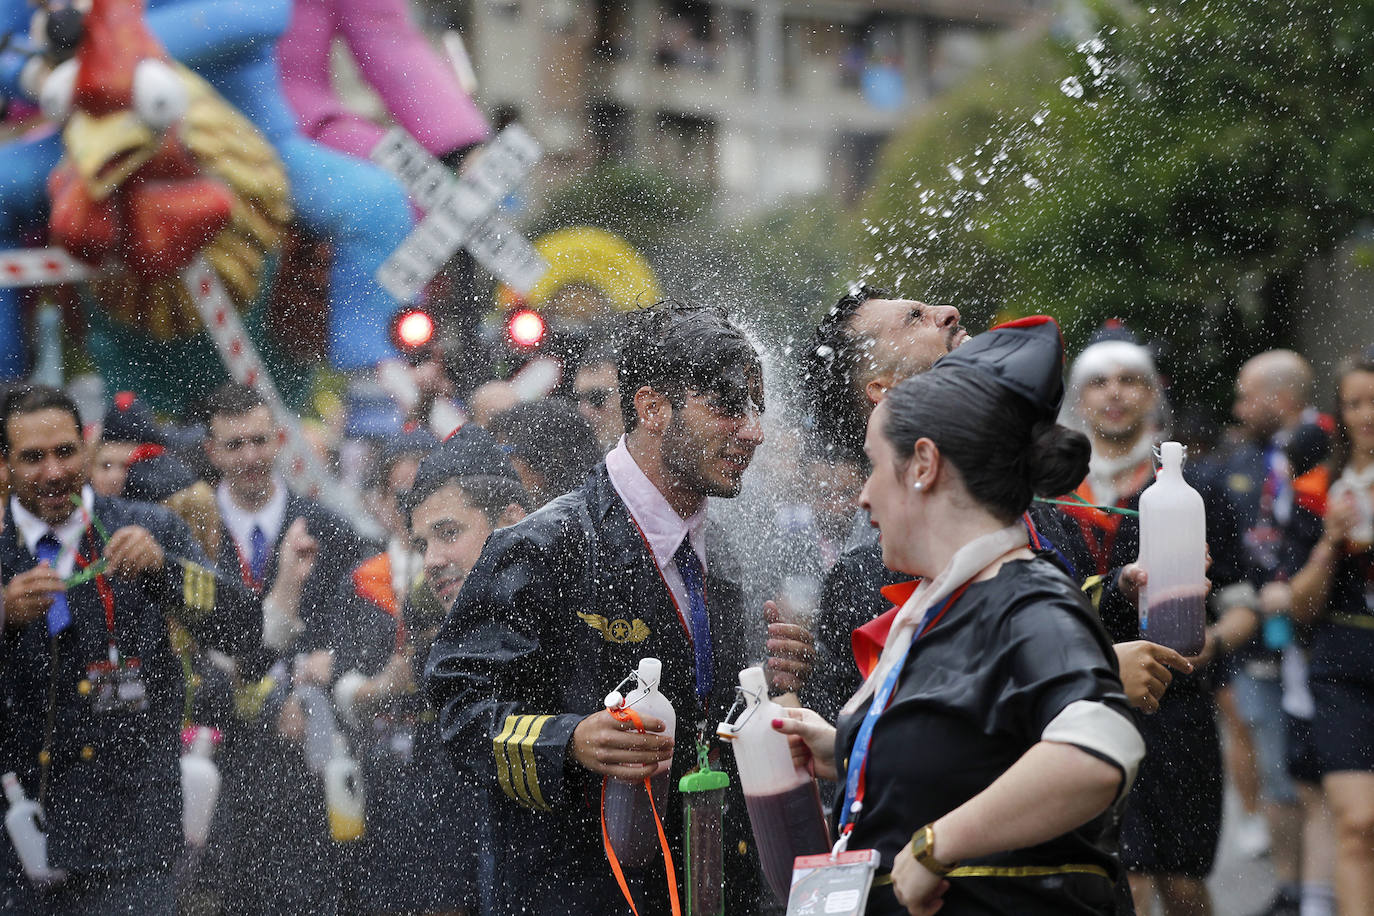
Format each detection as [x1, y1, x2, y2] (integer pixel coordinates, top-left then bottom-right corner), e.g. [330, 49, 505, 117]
[278, 0, 489, 167]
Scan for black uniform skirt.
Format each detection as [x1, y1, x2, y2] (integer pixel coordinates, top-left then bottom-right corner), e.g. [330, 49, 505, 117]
[1118, 692, 1223, 878]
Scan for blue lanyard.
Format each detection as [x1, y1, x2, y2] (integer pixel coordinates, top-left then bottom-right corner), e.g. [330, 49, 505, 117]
[836, 583, 970, 839]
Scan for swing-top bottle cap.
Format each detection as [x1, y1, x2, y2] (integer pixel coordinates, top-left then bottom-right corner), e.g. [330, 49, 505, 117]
[3, 772, 23, 803]
[636, 658, 662, 691]
[738, 666, 767, 699]
[604, 690, 625, 710]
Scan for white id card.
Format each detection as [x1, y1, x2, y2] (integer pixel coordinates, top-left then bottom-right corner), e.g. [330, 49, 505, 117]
[786, 849, 880, 916]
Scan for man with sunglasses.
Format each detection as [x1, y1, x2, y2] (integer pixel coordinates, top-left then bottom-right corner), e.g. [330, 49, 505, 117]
[0, 386, 265, 913]
[427, 302, 802, 914]
[572, 336, 624, 453]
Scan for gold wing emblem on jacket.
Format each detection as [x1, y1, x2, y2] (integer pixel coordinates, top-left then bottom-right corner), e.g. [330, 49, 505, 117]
[577, 611, 650, 643]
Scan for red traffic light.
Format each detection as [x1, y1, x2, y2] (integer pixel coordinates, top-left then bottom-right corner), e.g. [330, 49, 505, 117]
[507, 309, 546, 348]
[393, 308, 436, 350]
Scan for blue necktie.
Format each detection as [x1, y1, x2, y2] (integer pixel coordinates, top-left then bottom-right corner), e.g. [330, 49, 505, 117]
[35, 534, 71, 636]
[673, 539, 713, 701]
[249, 525, 269, 586]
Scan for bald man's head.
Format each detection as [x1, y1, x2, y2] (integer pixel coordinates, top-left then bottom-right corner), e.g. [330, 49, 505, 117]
[1234, 349, 1313, 441]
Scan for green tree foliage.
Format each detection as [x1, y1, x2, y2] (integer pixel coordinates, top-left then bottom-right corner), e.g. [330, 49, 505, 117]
[861, 0, 1374, 413]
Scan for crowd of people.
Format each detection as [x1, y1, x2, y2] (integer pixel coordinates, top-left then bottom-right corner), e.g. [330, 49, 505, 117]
[0, 292, 1371, 916]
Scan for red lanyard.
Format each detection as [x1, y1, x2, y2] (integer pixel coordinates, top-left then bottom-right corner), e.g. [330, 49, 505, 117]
[838, 580, 973, 841]
[235, 542, 263, 593]
[72, 527, 119, 653]
[623, 510, 698, 643]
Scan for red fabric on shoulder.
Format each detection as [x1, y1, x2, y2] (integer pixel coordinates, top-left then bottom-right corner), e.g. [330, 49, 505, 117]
[352, 553, 407, 648]
[1293, 465, 1330, 518]
[851, 580, 920, 679]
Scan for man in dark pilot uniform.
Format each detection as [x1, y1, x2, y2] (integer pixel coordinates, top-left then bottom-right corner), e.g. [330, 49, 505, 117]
[0, 386, 265, 915]
[427, 302, 808, 915]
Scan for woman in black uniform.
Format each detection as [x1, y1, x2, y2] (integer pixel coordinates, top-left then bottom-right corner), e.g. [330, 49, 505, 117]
[1284, 349, 1374, 914]
[777, 317, 1144, 915]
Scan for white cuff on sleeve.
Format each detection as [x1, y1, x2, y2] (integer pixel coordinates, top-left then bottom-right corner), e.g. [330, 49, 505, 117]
[261, 596, 304, 652]
[332, 669, 369, 730]
[1042, 700, 1146, 795]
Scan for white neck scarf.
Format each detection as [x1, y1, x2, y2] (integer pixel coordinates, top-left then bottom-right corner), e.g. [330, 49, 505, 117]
[841, 522, 1029, 716]
[1086, 435, 1156, 507]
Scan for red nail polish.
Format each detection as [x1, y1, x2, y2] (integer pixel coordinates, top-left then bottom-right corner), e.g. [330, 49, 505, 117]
[771, 718, 783, 728]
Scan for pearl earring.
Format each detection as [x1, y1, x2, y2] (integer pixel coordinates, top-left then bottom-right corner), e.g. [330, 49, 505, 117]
[912, 481, 924, 491]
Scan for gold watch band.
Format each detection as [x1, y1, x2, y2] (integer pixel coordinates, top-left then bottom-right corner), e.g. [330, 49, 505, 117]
[911, 823, 957, 876]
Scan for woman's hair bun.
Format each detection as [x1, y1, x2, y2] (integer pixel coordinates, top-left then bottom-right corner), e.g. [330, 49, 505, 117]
[1027, 421, 1091, 497]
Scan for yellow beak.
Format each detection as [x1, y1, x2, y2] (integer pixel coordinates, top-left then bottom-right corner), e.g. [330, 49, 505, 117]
[63, 110, 157, 201]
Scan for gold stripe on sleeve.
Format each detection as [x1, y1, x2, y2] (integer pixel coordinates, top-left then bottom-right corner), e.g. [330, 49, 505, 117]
[493, 715, 523, 804]
[516, 715, 554, 811]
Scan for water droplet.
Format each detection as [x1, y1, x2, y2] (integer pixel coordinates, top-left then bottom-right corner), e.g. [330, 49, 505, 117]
[1060, 76, 1084, 98]
[946, 163, 965, 182]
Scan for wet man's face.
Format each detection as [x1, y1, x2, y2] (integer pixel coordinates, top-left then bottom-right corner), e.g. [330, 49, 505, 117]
[206, 405, 280, 505]
[853, 299, 967, 391]
[1078, 366, 1157, 445]
[5, 409, 89, 527]
[409, 482, 498, 608]
[661, 377, 765, 500]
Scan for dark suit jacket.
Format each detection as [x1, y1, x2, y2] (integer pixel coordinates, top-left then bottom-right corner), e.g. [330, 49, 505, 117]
[0, 495, 261, 884]
[425, 462, 767, 915]
[214, 491, 374, 664]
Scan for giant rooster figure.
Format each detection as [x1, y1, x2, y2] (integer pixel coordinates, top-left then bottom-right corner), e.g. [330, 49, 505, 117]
[43, 0, 290, 338]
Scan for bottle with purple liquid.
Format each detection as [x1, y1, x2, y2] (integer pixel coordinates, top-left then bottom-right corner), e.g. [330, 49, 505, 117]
[717, 667, 831, 902]
[603, 658, 676, 870]
[1138, 441, 1208, 656]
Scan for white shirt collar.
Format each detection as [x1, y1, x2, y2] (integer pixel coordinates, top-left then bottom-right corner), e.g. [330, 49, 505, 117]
[605, 436, 707, 573]
[216, 475, 289, 554]
[10, 485, 96, 578]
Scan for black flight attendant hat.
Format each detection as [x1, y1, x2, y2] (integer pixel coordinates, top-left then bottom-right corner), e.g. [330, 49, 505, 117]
[931, 315, 1066, 417]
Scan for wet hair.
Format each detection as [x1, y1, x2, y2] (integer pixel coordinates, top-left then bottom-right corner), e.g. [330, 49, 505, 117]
[400, 473, 531, 527]
[487, 398, 601, 498]
[803, 284, 892, 464]
[399, 425, 531, 527]
[615, 300, 762, 433]
[1329, 346, 1374, 476]
[882, 371, 1090, 522]
[204, 382, 267, 423]
[1, 385, 83, 458]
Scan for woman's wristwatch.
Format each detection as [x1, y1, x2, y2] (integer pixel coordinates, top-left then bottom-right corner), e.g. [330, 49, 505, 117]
[910, 823, 958, 876]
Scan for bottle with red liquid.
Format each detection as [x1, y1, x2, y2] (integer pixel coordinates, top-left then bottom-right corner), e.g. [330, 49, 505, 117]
[717, 667, 830, 902]
[603, 657, 677, 870]
[1137, 441, 1208, 656]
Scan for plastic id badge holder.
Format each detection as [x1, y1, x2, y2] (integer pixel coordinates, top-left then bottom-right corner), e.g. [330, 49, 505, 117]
[785, 849, 880, 916]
